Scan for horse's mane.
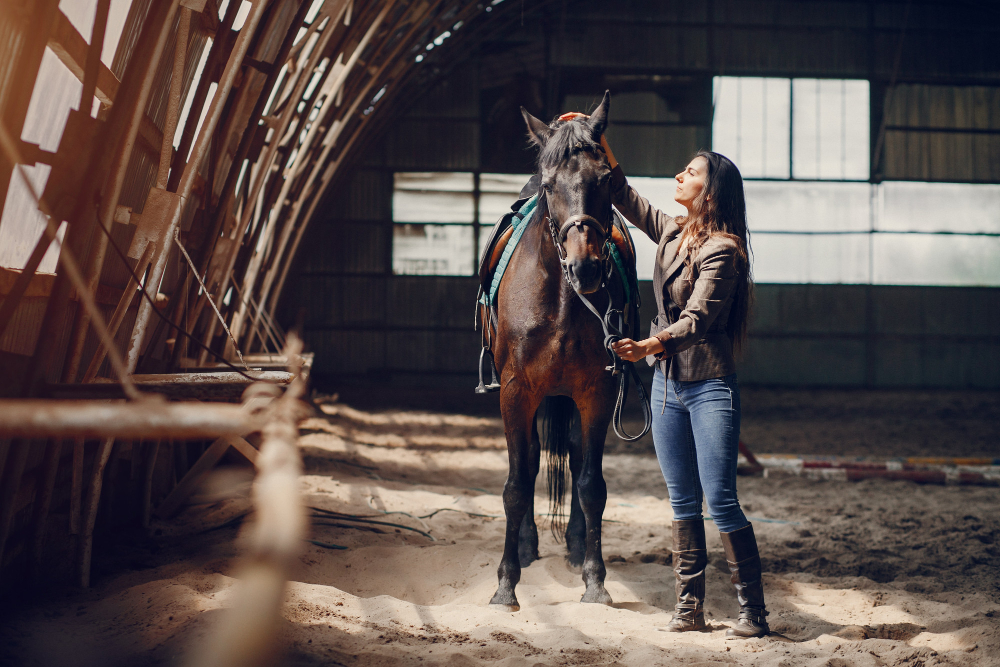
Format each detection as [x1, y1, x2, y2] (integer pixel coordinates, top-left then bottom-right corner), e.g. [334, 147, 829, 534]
[536, 119, 603, 171]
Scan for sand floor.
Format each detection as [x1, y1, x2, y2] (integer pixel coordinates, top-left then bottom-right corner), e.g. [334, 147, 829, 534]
[2, 392, 999, 666]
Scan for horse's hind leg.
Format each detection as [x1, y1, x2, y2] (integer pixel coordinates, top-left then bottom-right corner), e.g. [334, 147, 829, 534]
[565, 413, 586, 570]
[490, 387, 538, 611]
[517, 417, 541, 568]
[576, 400, 613, 606]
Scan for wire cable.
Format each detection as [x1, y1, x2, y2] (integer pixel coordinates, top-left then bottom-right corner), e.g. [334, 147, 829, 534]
[88, 198, 272, 383]
[174, 228, 250, 370]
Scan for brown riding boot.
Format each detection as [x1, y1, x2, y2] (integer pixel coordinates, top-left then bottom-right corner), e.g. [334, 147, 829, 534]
[663, 519, 708, 632]
[720, 523, 770, 638]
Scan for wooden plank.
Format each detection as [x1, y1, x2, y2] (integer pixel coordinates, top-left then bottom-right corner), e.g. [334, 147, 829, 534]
[78, 437, 113, 588]
[154, 436, 233, 519]
[227, 435, 259, 467]
[69, 438, 84, 535]
[47, 9, 120, 105]
[0, 267, 127, 305]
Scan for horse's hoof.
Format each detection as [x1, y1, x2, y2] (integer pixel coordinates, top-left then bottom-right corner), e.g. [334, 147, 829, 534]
[564, 558, 582, 574]
[489, 588, 520, 611]
[580, 587, 613, 606]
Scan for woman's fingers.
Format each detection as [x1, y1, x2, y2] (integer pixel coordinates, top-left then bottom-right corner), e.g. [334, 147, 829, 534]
[611, 338, 644, 362]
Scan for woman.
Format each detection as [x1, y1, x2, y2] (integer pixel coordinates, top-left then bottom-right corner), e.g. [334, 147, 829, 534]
[560, 112, 766, 638]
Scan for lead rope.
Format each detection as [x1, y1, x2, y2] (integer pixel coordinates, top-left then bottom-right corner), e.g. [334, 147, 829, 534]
[547, 205, 652, 442]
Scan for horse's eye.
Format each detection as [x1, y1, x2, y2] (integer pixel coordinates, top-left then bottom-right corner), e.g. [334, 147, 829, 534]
[542, 182, 553, 193]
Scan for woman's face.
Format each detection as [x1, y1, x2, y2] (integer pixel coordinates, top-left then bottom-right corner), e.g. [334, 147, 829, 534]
[674, 156, 708, 211]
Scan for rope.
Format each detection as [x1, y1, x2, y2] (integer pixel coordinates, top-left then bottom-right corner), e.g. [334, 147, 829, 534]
[173, 228, 250, 371]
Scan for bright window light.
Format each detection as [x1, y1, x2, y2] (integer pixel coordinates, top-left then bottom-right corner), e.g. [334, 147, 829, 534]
[792, 79, 869, 180]
[713, 77, 790, 179]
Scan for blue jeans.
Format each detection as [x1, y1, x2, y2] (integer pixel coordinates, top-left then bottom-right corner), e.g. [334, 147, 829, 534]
[650, 370, 748, 534]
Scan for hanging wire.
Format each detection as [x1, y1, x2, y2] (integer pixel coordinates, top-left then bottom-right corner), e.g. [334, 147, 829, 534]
[173, 229, 250, 370]
[91, 203, 268, 382]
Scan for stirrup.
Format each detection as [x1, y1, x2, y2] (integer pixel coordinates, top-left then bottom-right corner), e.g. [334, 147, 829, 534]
[475, 348, 501, 394]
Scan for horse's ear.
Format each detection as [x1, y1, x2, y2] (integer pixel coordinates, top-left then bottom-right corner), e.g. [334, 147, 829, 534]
[521, 107, 553, 146]
[588, 90, 611, 138]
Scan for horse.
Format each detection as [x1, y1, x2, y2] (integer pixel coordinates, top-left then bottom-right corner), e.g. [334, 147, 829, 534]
[484, 91, 636, 611]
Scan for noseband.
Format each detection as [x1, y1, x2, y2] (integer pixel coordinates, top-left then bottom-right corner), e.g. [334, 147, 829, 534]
[547, 212, 612, 268]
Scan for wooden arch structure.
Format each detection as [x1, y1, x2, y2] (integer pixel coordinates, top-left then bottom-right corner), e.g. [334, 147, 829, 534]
[0, 0, 540, 589]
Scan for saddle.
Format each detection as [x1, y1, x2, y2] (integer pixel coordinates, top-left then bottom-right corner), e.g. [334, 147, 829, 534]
[474, 176, 641, 393]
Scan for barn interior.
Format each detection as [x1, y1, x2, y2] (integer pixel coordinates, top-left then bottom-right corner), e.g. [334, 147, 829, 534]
[0, 0, 998, 665]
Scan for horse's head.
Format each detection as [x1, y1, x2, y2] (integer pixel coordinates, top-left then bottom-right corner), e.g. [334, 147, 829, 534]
[521, 91, 612, 295]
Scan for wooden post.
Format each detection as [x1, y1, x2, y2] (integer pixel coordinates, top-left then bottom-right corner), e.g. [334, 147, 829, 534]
[30, 438, 64, 576]
[78, 437, 114, 588]
[141, 440, 161, 529]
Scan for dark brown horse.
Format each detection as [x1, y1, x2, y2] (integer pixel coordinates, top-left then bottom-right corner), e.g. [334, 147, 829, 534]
[486, 92, 628, 611]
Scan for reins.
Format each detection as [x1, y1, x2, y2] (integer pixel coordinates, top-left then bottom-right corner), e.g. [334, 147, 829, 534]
[544, 194, 652, 442]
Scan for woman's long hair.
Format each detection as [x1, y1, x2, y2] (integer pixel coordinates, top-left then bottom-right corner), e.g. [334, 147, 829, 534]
[679, 150, 754, 354]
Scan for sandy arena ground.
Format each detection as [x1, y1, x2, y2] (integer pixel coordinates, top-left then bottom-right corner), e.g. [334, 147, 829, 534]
[2, 389, 999, 666]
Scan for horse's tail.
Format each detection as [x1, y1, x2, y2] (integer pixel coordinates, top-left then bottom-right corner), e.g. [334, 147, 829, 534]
[542, 395, 575, 540]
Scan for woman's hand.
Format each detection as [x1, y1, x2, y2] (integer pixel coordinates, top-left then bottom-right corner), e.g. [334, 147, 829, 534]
[557, 112, 618, 169]
[611, 336, 663, 362]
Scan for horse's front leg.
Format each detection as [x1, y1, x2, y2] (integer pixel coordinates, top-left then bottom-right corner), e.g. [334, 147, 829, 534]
[490, 385, 539, 611]
[517, 416, 541, 568]
[565, 412, 586, 569]
[576, 394, 614, 605]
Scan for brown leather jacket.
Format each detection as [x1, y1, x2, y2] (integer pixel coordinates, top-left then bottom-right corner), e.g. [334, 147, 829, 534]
[611, 166, 740, 381]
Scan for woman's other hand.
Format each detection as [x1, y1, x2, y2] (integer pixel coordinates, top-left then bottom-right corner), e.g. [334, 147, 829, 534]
[558, 112, 618, 168]
[611, 336, 663, 362]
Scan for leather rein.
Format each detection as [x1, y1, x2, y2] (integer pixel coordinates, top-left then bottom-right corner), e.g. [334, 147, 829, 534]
[543, 194, 652, 442]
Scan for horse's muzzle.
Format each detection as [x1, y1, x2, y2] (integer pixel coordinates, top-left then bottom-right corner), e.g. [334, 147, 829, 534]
[568, 257, 603, 294]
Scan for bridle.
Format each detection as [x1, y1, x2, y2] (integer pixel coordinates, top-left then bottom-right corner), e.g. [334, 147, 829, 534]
[543, 194, 652, 442]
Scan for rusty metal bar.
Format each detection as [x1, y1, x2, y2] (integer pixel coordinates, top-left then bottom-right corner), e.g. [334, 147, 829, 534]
[0, 400, 260, 440]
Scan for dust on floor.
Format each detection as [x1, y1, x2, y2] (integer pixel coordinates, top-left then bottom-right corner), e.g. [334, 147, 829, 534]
[2, 396, 999, 666]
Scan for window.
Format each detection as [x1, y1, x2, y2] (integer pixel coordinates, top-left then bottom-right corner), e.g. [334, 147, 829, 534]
[712, 76, 869, 181]
[791, 79, 869, 180]
[392, 172, 531, 276]
[712, 77, 790, 179]
[710, 77, 999, 286]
